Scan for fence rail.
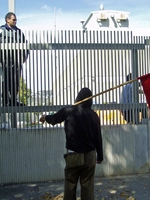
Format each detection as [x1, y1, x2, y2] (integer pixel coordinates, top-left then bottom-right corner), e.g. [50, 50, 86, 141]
[0, 30, 150, 128]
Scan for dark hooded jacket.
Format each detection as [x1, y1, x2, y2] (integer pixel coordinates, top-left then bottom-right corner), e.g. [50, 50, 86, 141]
[0, 24, 29, 65]
[45, 88, 103, 161]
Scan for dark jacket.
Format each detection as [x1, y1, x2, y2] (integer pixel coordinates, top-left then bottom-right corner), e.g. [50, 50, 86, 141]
[45, 88, 103, 162]
[0, 24, 29, 66]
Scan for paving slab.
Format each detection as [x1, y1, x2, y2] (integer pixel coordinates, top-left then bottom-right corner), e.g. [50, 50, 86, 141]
[0, 173, 150, 200]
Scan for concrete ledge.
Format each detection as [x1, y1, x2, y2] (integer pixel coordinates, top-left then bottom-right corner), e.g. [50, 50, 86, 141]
[0, 124, 149, 184]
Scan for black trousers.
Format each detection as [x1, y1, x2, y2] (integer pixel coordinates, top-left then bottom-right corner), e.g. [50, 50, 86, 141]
[2, 64, 21, 106]
[64, 151, 96, 200]
[121, 108, 147, 124]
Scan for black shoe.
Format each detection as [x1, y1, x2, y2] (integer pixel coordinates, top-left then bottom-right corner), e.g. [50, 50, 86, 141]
[2, 101, 11, 107]
[7, 100, 25, 106]
[16, 101, 25, 106]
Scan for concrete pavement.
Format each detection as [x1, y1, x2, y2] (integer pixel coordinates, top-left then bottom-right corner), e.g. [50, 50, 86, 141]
[0, 173, 150, 200]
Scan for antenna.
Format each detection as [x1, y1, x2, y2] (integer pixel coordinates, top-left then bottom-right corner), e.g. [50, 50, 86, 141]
[54, 7, 56, 31]
[100, 4, 104, 10]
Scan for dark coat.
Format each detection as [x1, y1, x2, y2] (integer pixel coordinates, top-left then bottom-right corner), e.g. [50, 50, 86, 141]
[45, 88, 103, 162]
[0, 24, 29, 66]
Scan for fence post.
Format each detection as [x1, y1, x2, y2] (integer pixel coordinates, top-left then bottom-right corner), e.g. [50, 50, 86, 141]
[148, 119, 150, 171]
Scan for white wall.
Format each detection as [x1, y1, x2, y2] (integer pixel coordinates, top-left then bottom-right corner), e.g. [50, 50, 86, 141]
[0, 122, 150, 184]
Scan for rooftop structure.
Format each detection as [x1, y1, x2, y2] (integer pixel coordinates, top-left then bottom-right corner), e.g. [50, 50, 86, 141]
[80, 4, 130, 30]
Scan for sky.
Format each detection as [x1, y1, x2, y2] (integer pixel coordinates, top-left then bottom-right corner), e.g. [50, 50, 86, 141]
[0, 0, 150, 32]
[0, 0, 149, 92]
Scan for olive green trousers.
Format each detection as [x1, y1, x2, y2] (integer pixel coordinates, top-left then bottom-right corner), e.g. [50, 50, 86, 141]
[63, 151, 96, 200]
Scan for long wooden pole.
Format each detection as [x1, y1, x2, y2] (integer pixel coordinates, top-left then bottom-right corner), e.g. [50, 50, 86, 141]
[74, 78, 138, 106]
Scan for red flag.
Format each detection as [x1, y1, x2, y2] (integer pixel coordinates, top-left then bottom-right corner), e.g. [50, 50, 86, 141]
[138, 73, 150, 108]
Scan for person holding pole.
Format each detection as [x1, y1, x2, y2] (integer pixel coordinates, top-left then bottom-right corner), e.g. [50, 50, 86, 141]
[120, 73, 147, 124]
[120, 73, 134, 123]
[40, 87, 103, 200]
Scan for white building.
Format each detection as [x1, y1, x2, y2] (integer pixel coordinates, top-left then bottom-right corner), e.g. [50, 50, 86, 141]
[52, 6, 131, 104]
[80, 4, 130, 30]
[52, 6, 148, 110]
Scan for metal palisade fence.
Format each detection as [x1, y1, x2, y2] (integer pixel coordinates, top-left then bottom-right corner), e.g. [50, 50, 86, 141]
[0, 30, 150, 129]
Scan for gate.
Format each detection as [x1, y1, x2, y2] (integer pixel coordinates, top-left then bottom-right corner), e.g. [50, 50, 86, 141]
[0, 30, 150, 127]
[0, 30, 150, 184]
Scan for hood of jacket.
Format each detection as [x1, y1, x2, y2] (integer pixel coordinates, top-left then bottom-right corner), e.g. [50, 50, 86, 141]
[75, 87, 92, 108]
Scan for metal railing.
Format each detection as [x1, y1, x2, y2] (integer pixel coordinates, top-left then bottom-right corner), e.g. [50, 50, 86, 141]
[0, 30, 150, 128]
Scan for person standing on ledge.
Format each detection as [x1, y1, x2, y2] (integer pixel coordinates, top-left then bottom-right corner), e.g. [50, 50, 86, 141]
[40, 87, 103, 200]
[0, 12, 29, 106]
